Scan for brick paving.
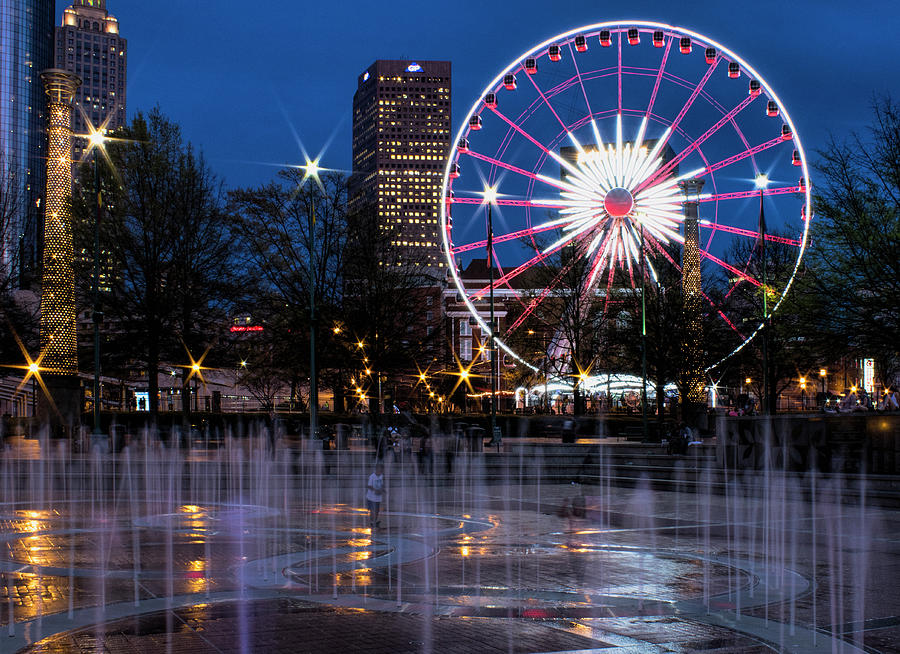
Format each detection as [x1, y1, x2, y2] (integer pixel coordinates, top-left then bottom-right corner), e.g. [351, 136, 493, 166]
[18, 599, 610, 653]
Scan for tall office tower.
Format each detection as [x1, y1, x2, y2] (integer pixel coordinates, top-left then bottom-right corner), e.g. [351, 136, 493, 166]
[351, 60, 451, 275]
[55, 0, 127, 161]
[39, 69, 81, 378]
[0, 0, 55, 287]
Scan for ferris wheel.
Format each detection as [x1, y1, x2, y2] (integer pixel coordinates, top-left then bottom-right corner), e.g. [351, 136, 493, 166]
[441, 21, 812, 371]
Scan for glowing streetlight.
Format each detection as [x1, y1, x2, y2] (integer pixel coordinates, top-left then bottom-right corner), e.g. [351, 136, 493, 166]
[755, 171, 770, 414]
[483, 183, 500, 445]
[301, 157, 322, 186]
[79, 116, 116, 436]
[299, 154, 326, 438]
[86, 126, 108, 151]
[180, 342, 212, 412]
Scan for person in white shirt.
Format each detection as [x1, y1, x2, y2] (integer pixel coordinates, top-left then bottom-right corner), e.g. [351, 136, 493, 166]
[366, 462, 386, 529]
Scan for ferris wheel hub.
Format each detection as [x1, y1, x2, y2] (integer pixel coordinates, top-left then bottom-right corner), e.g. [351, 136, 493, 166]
[603, 187, 635, 217]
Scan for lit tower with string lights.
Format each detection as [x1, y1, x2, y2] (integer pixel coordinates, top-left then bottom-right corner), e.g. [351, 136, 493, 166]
[38, 68, 81, 424]
[679, 178, 705, 422]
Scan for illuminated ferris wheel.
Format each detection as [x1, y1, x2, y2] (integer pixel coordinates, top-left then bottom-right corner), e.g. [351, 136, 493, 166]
[440, 21, 812, 371]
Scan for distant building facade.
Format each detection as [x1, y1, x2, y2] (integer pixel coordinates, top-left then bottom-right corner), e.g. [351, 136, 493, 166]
[350, 60, 451, 275]
[0, 0, 55, 287]
[55, 0, 127, 161]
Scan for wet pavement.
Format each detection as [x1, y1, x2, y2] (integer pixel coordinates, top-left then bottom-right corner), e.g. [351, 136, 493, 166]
[0, 444, 898, 653]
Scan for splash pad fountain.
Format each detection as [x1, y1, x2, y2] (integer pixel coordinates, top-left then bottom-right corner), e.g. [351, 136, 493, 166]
[0, 411, 896, 654]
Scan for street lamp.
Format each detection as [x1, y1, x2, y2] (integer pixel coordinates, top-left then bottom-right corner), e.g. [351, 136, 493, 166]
[85, 124, 108, 438]
[301, 157, 322, 438]
[755, 173, 770, 415]
[482, 185, 500, 445]
[639, 219, 648, 440]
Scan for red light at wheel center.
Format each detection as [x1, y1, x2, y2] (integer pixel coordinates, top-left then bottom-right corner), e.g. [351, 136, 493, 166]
[603, 187, 634, 217]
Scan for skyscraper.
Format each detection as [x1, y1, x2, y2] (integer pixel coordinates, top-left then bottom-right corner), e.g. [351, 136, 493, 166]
[350, 60, 451, 274]
[55, 0, 127, 161]
[0, 0, 55, 287]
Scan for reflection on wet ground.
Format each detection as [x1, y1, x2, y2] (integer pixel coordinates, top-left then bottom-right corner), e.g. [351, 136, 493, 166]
[0, 474, 896, 653]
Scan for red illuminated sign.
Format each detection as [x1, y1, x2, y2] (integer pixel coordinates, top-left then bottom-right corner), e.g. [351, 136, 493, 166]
[230, 325, 264, 333]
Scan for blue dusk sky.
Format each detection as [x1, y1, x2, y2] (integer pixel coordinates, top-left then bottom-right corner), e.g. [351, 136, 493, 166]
[69, 0, 900, 189]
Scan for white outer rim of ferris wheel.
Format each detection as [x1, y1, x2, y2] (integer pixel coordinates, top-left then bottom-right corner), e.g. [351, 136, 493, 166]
[439, 20, 813, 372]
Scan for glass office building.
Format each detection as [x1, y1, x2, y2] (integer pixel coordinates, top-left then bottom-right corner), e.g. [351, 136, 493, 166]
[0, 0, 55, 287]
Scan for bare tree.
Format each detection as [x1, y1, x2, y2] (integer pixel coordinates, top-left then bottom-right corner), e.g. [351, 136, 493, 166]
[230, 169, 348, 410]
[808, 96, 900, 387]
[719, 232, 816, 412]
[341, 206, 443, 413]
[71, 108, 236, 414]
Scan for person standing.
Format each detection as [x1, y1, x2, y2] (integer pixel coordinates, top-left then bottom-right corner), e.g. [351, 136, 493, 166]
[366, 462, 386, 529]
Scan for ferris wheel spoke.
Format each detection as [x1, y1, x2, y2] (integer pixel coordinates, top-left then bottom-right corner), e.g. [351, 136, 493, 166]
[645, 38, 674, 120]
[650, 55, 721, 158]
[704, 135, 784, 176]
[646, 243, 746, 339]
[699, 185, 803, 203]
[505, 248, 587, 337]
[489, 107, 554, 156]
[469, 239, 569, 301]
[617, 31, 623, 113]
[488, 107, 597, 186]
[451, 222, 563, 255]
[603, 261, 617, 313]
[463, 149, 581, 194]
[636, 91, 755, 194]
[700, 249, 761, 287]
[567, 41, 594, 118]
[524, 63, 572, 136]
[700, 221, 801, 247]
[449, 196, 566, 209]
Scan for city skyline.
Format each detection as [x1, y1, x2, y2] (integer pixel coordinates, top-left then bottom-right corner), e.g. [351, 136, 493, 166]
[75, 0, 900, 189]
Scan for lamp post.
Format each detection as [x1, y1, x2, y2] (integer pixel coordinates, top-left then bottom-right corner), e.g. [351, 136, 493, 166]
[756, 173, 770, 415]
[85, 127, 108, 438]
[302, 158, 321, 438]
[483, 185, 499, 445]
[640, 222, 648, 441]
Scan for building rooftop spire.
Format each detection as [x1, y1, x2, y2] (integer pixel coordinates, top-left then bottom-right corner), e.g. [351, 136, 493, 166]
[74, 0, 106, 8]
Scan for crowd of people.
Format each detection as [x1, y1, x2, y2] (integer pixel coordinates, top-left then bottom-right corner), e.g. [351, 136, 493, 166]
[826, 388, 900, 413]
